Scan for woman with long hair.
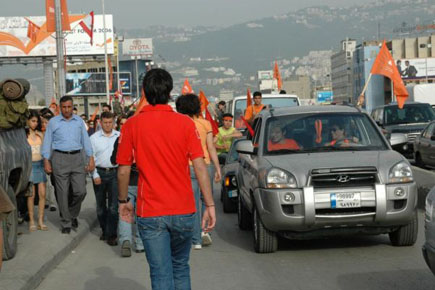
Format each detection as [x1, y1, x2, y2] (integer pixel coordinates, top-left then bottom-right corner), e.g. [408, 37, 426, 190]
[176, 94, 221, 249]
[26, 110, 48, 231]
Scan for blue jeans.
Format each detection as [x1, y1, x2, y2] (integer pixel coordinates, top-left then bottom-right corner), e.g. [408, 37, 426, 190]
[92, 169, 118, 238]
[137, 214, 195, 290]
[189, 165, 214, 245]
[118, 186, 143, 251]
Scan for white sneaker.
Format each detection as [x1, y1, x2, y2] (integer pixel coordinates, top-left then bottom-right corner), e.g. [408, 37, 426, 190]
[201, 232, 212, 246]
[193, 244, 202, 250]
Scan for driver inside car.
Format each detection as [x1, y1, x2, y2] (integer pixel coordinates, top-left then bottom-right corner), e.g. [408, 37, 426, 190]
[325, 122, 351, 147]
[268, 124, 301, 151]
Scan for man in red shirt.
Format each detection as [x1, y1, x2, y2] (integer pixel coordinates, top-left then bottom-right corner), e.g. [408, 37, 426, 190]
[117, 68, 215, 290]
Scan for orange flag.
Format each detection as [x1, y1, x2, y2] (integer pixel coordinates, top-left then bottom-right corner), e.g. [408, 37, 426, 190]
[199, 90, 209, 113]
[46, 0, 71, 32]
[134, 89, 149, 116]
[181, 78, 193, 95]
[90, 106, 99, 121]
[108, 57, 114, 91]
[26, 19, 40, 42]
[371, 40, 408, 108]
[205, 108, 219, 136]
[273, 61, 282, 91]
[246, 88, 252, 108]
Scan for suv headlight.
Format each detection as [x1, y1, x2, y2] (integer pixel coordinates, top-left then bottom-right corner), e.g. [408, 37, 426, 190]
[266, 168, 297, 189]
[388, 161, 413, 183]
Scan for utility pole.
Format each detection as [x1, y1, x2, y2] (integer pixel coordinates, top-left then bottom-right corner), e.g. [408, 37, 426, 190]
[102, 0, 110, 104]
[55, 0, 66, 98]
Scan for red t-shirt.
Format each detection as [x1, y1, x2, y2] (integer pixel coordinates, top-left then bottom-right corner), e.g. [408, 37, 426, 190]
[268, 139, 300, 151]
[117, 104, 204, 217]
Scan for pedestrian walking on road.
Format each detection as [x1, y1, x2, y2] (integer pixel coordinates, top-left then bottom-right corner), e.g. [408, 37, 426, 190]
[176, 94, 221, 249]
[90, 111, 120, 245]
[26, 110, 48, 232]
[111, 111, 144, 257]
[117, 68, 216, 290]
[42, 96, 95, 234]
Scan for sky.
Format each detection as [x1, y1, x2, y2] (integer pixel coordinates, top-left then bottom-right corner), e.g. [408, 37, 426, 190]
[4, 0, 369, 28]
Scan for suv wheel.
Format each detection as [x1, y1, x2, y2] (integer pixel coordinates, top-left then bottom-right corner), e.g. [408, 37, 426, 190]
[2, 186, 18, 260]
[253, 206, 278, 253]
[389, 212, 418, 246]
[223, 189, 237, 213]
[238, 194, 252, 230]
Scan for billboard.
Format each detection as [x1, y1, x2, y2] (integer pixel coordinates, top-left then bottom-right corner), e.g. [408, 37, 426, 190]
[258, 70, 273, 81]
[0, 15, 114, 57]
[397, 58, 435, 80]
[122, 38, 153, 56]
[65, 72, 131, 96]
[317, 91, 333, 103]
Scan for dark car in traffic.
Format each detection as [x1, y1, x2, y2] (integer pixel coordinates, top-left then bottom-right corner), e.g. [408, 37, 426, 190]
[371, 102, 435, 159]
[414, 121, 435, 168]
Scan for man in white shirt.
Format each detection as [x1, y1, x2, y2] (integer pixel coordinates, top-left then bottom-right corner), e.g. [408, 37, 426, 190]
[90, 111, 120, 246]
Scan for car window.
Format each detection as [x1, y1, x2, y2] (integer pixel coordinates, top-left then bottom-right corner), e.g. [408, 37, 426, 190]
[253, 118, 262, 146]
[263, 113, 388, 155]
[384, 104, 435, 125]
[227, 140, 241, 163]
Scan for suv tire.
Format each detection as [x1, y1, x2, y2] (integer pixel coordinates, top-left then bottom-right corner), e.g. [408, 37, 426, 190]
[389, 212, 418, 246]
[253, 206, 278, 253]
[223, 189, 237, 213]
[2, 186, 18, 260]
[238, 194, 252, 230]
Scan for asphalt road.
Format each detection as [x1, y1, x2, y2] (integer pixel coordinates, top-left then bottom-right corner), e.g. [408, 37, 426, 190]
[36, 173, 435, 290]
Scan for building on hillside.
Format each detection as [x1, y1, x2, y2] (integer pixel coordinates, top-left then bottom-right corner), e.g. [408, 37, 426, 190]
[352, 41, 386, 113]
[389, 35, 435, 84]
[331, 39, 356, 103]
[282, 75, 311, 99]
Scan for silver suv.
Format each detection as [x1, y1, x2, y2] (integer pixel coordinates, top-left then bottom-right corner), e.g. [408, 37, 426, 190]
[236, 106, 418, 253]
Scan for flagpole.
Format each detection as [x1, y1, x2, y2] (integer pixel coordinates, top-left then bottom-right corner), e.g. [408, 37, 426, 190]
[357, 73, 373, 107]
[101, 0, 110, 104]
[54, 0, 66, 98]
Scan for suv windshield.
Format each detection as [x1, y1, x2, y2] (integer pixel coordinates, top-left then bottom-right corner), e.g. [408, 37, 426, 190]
[234, 97, 298, 129]
[264, 113, 388, 155]
[384, 104, 435, 125]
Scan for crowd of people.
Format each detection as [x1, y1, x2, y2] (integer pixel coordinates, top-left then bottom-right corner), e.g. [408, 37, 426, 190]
[13, 68, 251, 289]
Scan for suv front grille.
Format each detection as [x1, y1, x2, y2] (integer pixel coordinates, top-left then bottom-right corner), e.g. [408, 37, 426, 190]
[309, 167, 378, 189]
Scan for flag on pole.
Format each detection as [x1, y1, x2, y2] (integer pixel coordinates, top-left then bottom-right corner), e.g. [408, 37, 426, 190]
[370, 40, 409, 108]
[26, 19, 40, 42]
[46, 0, 71, 32]
[79, 11, 94, 45]
[181, 78, 193, 95]
[199, 90, 209, 114]
[246, 88, 252, 108]
[205, 108, 219, 136]
[241, 116, 254, 137]
[273, 61, 282, 91]
[90, 106, 99, 121]
[108, 57, 114, 91]
[134, 89, 149, 116]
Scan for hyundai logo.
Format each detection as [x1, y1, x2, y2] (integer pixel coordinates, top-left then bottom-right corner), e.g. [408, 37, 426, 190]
[336, 175, 350, 183]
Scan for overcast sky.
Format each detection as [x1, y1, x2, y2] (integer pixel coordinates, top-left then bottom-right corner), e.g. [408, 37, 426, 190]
[4, 0, 368, 28]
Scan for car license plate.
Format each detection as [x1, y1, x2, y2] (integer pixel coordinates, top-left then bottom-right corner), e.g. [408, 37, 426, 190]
[330, 193, 361, 209]
[228, 190, 238, 198]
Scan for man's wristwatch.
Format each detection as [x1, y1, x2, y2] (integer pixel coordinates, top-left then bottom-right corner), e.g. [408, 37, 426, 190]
[118, 197, 131, 204]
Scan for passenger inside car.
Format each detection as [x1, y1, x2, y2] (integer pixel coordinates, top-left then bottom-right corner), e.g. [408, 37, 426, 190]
[325, 122, 351, 147]
[268, 124, 301, 151]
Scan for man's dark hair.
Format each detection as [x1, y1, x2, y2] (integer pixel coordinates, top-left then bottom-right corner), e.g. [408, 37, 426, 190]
[59, 95, 73, 104]
[176, 94, 200, 117]
[80, 113, 87, 119]
[102, 104, 112, 111]
[218, 100, 226, 106]
[279, 90, 287, 94]
[73, 107, 78, 111]
[222, 113, 233, 119]
[101, 111, 114, 119]
[253, 91, 262, 98]
[143, 68, 173, 105]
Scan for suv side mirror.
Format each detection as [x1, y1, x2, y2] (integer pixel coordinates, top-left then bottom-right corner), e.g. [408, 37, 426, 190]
[236, 140, 255, 155]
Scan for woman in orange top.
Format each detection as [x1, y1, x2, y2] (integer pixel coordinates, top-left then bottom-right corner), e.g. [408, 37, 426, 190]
[325, 123, 351, 147]
[268, 125, 300, 151]
[26, 110, 48, 232]
[176, 94, 221, 249]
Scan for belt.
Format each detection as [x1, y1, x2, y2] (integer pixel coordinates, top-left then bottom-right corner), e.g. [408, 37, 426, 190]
[54, 149, 81, 155]
[96, 166, 117, 172]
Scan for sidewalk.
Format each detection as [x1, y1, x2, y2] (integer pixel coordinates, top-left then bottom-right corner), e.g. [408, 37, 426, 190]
[1, 179, 98, 290]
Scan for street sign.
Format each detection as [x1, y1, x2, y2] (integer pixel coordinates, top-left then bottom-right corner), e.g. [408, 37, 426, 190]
[317, 91, 333, 103]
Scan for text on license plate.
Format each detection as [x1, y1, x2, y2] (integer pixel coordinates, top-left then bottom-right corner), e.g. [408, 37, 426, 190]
[330, 193, 361, 209]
